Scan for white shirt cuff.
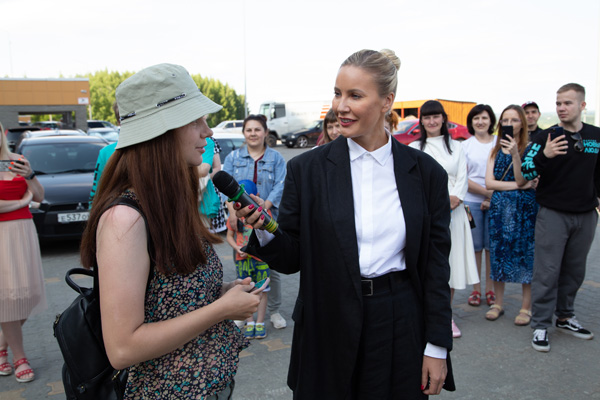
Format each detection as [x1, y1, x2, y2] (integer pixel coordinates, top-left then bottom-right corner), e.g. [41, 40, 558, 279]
[424, 342, 447, 359]
[255, 229, 275, 247]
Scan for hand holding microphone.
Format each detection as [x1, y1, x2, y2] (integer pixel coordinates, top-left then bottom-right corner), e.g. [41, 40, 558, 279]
[213, 171, 282, 235]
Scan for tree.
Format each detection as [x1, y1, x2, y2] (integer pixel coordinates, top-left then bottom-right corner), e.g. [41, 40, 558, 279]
[74, 70, 245, 127]
[79, 69, 134, 124]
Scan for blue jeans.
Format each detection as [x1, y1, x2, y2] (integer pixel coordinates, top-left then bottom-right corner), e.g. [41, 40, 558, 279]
[464, 201, 489, 251]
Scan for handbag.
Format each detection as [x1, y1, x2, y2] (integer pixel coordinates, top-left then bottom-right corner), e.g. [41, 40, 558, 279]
[464, 205, 476, 229]
[53, 196, 153, 399]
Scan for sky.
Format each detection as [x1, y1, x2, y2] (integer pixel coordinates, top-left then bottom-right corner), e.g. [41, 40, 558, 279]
[1, 0, 599, 121]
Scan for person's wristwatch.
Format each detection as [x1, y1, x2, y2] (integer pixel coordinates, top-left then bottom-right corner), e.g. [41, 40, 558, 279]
[25, 171, 36, 180]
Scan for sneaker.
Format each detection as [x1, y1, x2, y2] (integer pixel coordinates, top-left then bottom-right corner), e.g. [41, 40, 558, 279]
[451, 319, 462, 338]
[532, 329, 550, 352]
[270, 312, 287, 329]
[244, 324, 255, 339]
[556, 317, 594, 340]
[254, 324, 267, 339]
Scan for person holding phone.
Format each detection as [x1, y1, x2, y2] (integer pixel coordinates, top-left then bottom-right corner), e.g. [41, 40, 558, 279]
[462, 104, 498, 308]
[0, 122, 46, 383]
[79, 64, 262, 399]
[222, 114, 288, 331]
[409, 100, 478, 339]
[225, 179, 272, 339]
[238, 49, 455, 399]
[522, 83, 600, 352]
[484, 105, 538, 324]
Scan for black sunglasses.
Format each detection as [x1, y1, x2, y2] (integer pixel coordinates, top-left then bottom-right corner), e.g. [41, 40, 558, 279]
[570, 131, 584, 153]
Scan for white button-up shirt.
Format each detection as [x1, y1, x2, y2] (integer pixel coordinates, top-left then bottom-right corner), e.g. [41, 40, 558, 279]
[347, 135, 407, 278]
[348, 135, 446, 360]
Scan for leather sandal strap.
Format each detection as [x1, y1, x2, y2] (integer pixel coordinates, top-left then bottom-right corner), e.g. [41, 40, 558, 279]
[13, 358, 29, 368]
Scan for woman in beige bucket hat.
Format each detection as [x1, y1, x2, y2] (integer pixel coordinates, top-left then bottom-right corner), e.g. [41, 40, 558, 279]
[80, 63, 262, 399]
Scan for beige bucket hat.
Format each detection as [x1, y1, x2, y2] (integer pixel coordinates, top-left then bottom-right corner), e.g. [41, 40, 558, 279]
[115, 63, 222, 149]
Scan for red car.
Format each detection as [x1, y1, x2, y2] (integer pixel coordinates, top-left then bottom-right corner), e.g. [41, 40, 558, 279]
[392, 120, 470, 145]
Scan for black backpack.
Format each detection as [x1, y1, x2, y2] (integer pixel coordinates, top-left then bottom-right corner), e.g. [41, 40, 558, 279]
[53, 196, 153, 399]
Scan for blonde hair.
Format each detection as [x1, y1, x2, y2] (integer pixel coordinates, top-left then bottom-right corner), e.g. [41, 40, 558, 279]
[340, 49, 401, 97]
[0, 121, 9, 159]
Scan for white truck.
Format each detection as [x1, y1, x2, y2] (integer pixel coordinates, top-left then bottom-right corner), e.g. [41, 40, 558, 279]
[258, 101, 330, 147]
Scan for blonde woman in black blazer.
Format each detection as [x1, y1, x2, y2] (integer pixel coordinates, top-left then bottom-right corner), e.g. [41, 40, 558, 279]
[241, 49, 455, 400]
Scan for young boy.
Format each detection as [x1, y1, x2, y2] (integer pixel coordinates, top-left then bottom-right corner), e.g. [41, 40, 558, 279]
[225, 180, 271, 339]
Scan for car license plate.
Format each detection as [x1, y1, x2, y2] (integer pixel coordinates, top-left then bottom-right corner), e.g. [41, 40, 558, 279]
[57, 212, 89, 224]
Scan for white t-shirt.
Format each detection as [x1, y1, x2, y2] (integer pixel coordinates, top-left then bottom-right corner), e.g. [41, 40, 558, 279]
[461, 135, 497, 203]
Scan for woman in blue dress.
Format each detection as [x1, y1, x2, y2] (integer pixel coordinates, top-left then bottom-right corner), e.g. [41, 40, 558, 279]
[485, 105, 539, 325]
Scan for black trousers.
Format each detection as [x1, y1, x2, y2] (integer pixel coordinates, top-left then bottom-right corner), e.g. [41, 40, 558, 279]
[349, 273, 426, 400]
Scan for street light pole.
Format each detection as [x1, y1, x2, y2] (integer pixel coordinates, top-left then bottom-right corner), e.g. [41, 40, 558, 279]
[243, 0, 248, 118]
[595, 5, 600, 127]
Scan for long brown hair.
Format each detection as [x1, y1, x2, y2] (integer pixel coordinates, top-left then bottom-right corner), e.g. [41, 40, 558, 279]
[80, 130, 220, 275]
[490, 105, 529, 161]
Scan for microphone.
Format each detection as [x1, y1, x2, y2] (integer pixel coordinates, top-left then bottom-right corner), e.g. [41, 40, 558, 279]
[213, 171, 282, 235]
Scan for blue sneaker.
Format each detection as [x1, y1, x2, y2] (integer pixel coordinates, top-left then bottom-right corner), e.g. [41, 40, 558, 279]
[244, 324, 255, 339]
[254, 324, 267, 339]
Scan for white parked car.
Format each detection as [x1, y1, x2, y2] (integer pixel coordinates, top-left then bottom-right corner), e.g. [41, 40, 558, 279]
[211, 120, 243, 134]
[211, 132, 246, 163]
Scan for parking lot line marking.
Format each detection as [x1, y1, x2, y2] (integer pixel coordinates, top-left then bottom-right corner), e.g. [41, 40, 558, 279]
[239, 349, 254, 358]
[44, 277, 61, 284]
[258, 338, 290, 352]
[47, 381, 65, 396]
[0, 388, 26, 399]
[583, 280, 600, 289]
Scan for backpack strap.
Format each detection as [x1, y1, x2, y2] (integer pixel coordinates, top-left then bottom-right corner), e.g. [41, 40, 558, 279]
[92, 195, 155, 296]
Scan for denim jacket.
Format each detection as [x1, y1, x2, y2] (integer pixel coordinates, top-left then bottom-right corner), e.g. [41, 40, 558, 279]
[222, 146, 286, 219]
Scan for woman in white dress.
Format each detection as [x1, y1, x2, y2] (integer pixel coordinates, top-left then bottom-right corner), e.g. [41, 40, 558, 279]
[409, 100, 478, 338]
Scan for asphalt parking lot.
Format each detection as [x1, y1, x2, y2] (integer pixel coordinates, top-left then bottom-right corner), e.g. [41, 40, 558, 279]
[1, 145, 599, 400]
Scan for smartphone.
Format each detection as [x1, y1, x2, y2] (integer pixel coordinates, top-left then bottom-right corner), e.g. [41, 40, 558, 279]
[550, 126, 564, 140]
[0, 160, 13, 172]
[250, 277, 270, 293]
[501, 125, 513, 139]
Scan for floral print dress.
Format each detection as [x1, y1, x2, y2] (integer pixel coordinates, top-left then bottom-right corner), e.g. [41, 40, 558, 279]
[124, 236, 248, 399]
[488, 145, 539, 284]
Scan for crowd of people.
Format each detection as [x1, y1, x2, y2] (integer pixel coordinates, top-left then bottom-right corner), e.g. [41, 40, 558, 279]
[1, 49, 599, 399]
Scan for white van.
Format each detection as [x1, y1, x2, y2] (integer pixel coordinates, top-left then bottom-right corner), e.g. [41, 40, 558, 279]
[258, 101, 330, 147]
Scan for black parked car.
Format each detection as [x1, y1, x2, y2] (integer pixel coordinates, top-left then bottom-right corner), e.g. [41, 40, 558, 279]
[281, 120, 323, 148]
[17, 135, 108, 240]
[4, 126, 41, 152]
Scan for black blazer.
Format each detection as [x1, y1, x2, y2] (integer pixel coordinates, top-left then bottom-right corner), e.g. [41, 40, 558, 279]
[247, 137, 455, 399]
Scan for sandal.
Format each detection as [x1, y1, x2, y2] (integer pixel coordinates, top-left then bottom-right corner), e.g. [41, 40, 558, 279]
[485, 304, 504, 321]
[514, 309, 532, 326]
[485, 291, 496, 306]
[0, 350, 12, 376]
[13, 358, 34, 383]
[468, 291, 481, 306]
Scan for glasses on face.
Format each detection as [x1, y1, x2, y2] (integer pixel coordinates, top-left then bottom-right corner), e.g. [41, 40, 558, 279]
[571, 131, 584, 152]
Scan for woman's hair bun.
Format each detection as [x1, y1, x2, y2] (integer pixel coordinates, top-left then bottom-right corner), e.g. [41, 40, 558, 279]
[380, 48, 401, 71]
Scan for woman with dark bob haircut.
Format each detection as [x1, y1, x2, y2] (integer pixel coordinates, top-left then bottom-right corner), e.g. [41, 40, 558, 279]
[80, 64, 262, 399]
[410, 100, 478, 339]
[462, 104, 498, 308]
[237, 49, 455, 399]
